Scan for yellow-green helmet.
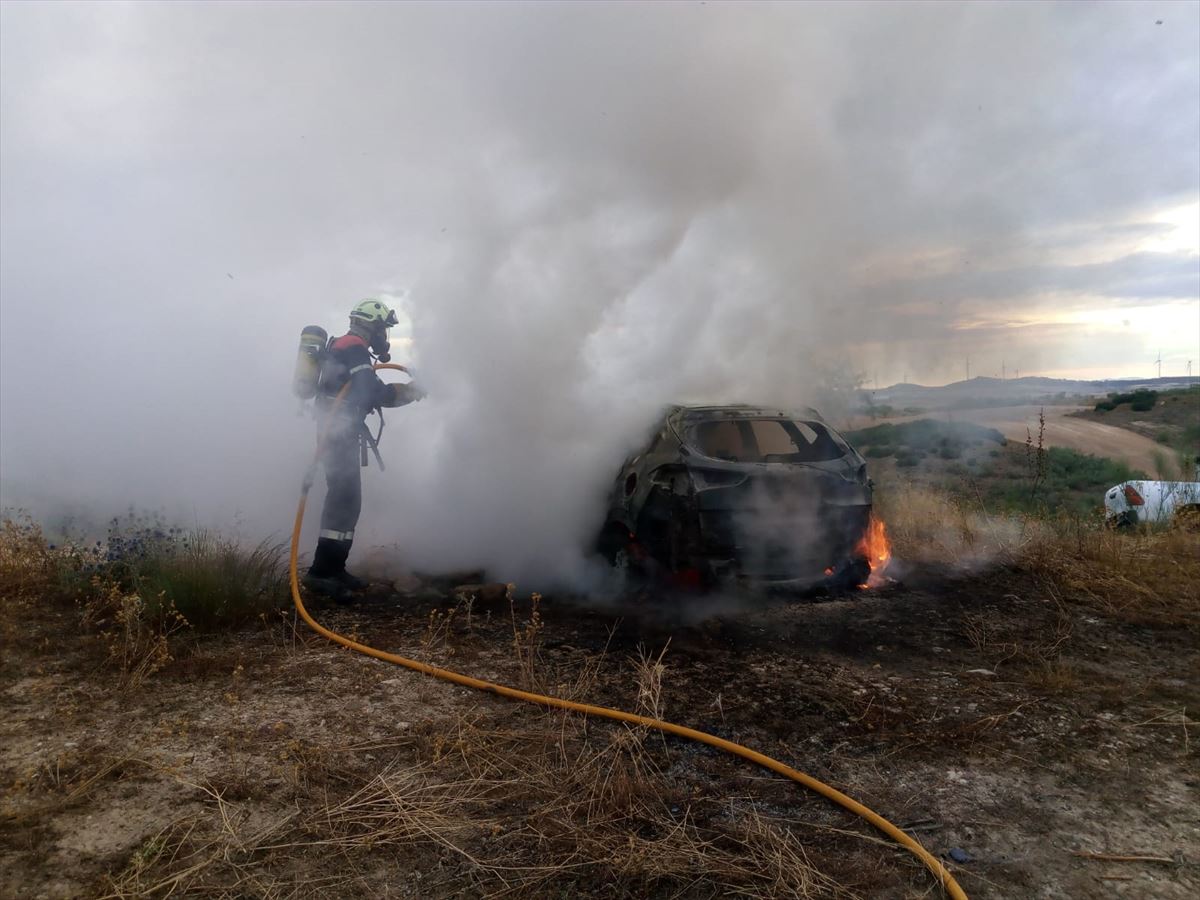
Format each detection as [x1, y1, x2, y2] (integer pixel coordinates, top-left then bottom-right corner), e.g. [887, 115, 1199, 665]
[349, 298, 398, 328]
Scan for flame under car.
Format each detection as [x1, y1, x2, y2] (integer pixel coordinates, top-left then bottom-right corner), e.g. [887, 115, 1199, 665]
[597, 405, 874, 590]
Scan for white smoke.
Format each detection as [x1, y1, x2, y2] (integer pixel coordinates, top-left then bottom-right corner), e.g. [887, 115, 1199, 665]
[1, 2, 1196, 586]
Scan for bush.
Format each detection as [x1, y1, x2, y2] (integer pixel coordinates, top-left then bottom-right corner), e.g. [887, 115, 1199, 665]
[1130, 394, 1156, 412]
[1099, 389, 1158, 412]
[122, 530, 288, 630]
[2, 513, 288, 632]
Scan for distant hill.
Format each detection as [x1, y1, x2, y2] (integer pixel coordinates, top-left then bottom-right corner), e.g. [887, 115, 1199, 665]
[868, 376, 1199, 410]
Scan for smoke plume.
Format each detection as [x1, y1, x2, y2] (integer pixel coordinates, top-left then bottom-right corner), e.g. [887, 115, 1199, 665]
[1, 2, 1196, 585]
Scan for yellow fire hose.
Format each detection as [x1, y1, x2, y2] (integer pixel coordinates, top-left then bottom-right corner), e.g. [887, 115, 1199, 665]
[289, 364, 967, 900]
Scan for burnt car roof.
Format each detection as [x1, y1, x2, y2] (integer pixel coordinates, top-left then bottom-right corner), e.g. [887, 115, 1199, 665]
[666, 404, 829, 425]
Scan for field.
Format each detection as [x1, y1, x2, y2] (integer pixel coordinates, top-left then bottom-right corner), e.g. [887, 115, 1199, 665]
[850, 405, 1173, 478]
[1069, 387, 1200, 478]
[845, 419, 1147, 516]
[2, 473, 1199, 899]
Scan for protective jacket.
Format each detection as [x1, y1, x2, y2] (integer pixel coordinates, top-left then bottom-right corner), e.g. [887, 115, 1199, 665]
[318, 334, 421, 432]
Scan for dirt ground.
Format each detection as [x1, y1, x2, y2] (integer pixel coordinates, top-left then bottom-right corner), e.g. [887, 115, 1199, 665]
[2, 560, 1197, 898]
[856, 406, 1168, 476]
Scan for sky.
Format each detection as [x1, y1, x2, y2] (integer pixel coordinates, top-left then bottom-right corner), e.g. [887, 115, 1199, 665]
[1, 1, 1198, 582]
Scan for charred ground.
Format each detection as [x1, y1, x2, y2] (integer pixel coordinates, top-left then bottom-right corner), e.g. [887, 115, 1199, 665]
[1, 506, 1198, 899]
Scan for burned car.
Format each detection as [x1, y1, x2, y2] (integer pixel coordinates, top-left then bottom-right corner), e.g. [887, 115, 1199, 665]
[596, 405, 874, 590]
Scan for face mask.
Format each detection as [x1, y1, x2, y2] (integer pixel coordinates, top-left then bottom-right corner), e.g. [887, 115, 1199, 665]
[370, 328, 391, 363]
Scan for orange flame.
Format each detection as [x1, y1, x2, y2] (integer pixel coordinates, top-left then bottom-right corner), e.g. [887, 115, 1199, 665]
[856, 514, 892, 588]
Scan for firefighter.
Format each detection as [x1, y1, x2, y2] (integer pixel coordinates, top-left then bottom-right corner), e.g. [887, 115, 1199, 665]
[304, 298, 424, 599]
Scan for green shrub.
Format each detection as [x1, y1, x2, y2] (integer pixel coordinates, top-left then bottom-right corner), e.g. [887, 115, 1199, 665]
[1101, 389, 1158, 412]
[1130, 394, 1156, 412]
[130, 530, 288, 629]
[864, 445, 893, 458]
[5, 513, 290, 632]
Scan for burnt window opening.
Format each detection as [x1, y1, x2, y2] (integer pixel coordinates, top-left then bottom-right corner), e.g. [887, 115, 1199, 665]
[690, 418, 844, 463]
[624, 473, 638, 496]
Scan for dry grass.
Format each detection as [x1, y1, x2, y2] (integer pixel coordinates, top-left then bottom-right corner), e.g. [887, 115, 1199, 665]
[0, 516, 58, 601]
[873, 479, 1199, 628]
[1027, 524, 1200, 627]
[633, 640, 670, 721]
[510, 591, 544, 692]
[0, 515, 292, 691]
[872, 481, 1026, 572]
[1022, 658, 1081, 694]
[959, 588, 1073, 676]
[8, 492, 1195, 899]
[84, 716, 856, 900]
[81, 577, 190, 689]
[91, 680, 860, 899]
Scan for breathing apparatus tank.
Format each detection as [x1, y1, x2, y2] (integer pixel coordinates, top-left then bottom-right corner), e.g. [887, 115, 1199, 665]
[292, 325, 328, 399]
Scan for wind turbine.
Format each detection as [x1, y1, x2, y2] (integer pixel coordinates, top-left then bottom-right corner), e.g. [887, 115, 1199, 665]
[1154, 349, 1162, 379]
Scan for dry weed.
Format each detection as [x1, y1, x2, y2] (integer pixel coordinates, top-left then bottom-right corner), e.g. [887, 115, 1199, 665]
[959, 588, 1073, 678]
[510, 591, 544, 691]
[81, 577, 189, 689]
[1023, 658, 1080, 694]
[873, 481, 1023, 572]
[1029, 525, 1200, 627]
[418, 606, 458, 663]
[633, 640, 670, 721]
[0, 515, 57, 601]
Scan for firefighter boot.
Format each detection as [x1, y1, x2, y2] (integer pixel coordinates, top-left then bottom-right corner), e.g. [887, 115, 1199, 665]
[304, 538, 365, 601]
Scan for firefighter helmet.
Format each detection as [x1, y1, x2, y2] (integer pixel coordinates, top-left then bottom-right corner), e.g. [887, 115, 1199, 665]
[349, 298, 398, 328]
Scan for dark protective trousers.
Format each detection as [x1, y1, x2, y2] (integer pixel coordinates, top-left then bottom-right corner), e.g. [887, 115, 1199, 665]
[309, 430, 362, 576]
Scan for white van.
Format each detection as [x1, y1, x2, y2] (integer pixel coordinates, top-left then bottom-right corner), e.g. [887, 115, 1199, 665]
[1104, 479, 1200, 527]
